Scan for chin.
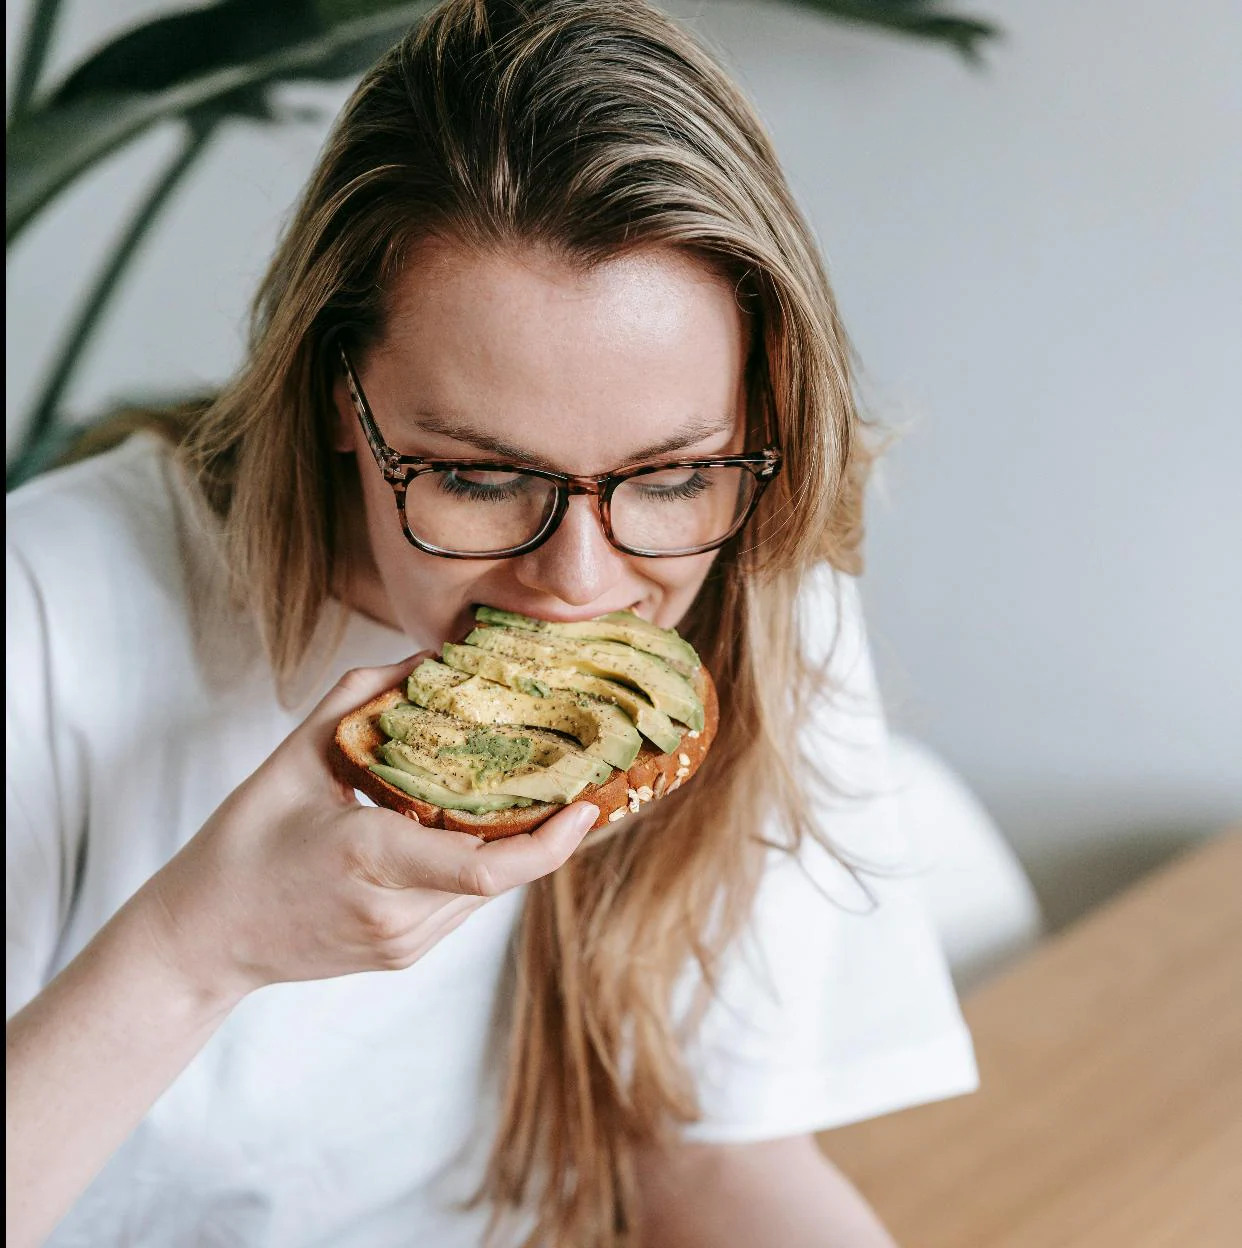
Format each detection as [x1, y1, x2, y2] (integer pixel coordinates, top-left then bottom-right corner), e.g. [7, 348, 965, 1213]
[442, 601, 483, 645]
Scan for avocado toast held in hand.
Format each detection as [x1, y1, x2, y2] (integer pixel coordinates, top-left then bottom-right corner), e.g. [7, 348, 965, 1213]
[331, 608, 717, 840]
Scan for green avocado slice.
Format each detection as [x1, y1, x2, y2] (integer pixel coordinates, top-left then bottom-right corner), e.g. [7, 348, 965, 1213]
[380, 740, 595, 805]
[379, 701, 610, 802]
[440, 642, 684, 754]
[369, 762, 532, 813]
[463, 627, 705, 733]
[407, 659, 640, 770]
[474, 606, 700, 678]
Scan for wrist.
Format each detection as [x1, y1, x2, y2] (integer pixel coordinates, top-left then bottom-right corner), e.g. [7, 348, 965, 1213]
[114, 877, 254, 1020]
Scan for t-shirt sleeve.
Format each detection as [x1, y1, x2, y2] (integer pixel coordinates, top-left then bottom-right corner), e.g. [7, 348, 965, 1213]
[683, 569, 978, 1142]
[6, 541, 86, 1019]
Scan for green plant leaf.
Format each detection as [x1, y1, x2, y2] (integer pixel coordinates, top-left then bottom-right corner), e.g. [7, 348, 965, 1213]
[49, 2, 347, 103]
[9, 0, 66, 119]
[6, 1, 432, 244]
[777, 0, 998, 62]
[7, 0, 998, 245]
[7, 122, 216, 493]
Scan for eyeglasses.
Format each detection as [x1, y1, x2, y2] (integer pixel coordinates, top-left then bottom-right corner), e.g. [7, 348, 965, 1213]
[338, 345, 783, 560]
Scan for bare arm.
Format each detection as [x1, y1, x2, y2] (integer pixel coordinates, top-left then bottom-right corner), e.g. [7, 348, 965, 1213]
[635, 1134, 898, 1248]
[5, 660, 596, 1247]
[5, 894, 241, 1247]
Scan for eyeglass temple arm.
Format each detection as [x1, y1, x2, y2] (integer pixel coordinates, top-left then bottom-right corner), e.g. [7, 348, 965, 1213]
[339, 344, 409, 480]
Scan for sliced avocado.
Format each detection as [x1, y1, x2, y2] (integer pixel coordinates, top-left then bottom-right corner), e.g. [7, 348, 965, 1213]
[369, 762, 531, 813]
[475, 606, 700, 678]
[407, 659, 640, 770]
[404, 661, 470, 695]
[383, 699, 552, 762]
[381, 739, 597, 805]
[378, 700, 538, 764]
[464, 628, 705, 733]
[441, 643, 683, 754]
[379, 702, 610, 800]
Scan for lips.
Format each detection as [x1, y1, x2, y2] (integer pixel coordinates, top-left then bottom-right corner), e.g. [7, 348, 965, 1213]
[469, 600, 648, 625]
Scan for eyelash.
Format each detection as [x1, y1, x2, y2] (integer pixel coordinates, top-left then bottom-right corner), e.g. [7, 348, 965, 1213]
[436, 472, 531, 503]
[428, 466, 722, 504]
[634, 472, 714, 501]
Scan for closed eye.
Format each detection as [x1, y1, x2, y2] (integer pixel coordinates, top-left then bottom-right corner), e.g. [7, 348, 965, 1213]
[435, 468, 536, 503]
[629, 468, 715, 501]
[413, 414, 739, 470]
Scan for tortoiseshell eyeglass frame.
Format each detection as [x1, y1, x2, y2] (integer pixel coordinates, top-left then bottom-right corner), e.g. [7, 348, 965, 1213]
[338, 343, 783, 560]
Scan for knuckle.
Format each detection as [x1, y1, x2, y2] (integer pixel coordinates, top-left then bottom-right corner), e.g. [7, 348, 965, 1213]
[354, 899, 408, 946]
[377, 946, 418, 972]
[455, 858, 500, 898]
[338, 828, 376, 879]
[532, 848, 565, 879]
[336, 666, 374, 696]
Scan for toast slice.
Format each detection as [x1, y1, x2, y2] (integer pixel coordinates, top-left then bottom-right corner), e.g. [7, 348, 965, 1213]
[331, 667, 718, 841]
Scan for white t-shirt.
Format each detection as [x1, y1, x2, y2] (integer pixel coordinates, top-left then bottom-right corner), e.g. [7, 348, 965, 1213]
[6, 435, 977, 1247]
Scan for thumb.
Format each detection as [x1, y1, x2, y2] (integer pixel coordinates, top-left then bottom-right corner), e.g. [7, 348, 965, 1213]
[303, 652, 432, 750]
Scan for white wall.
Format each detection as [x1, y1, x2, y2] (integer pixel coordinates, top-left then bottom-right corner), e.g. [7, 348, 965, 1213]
[8, 0, 1241, 925]
[683, 0, 1242, 924]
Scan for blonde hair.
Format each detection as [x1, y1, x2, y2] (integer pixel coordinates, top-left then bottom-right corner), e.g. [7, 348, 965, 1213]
[182, 2, 872, 1243]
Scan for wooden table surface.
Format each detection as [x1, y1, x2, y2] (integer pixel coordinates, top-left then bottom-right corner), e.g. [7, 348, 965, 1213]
[818, 830, 1242, 1248]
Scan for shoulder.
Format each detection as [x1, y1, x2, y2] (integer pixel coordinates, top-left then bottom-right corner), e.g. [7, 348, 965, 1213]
[796, 562, 869, 675]
[6, 433, 243, 700]
[6, 433, 230, 634]
[792, 564, 886, 794]
[7, 433, 188, 576]
[680, 568, 977, 1141]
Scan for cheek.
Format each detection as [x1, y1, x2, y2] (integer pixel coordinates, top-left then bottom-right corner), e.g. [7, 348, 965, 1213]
[356, 471, 403, 562]
[385, 556, 483, 623]
[354, 470, 493, 638]
[639, 551, 720, 629]
[374, 523, 481, 597]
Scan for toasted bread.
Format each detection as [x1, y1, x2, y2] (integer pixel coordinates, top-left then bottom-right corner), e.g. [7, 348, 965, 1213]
[331, 667, 718, 841]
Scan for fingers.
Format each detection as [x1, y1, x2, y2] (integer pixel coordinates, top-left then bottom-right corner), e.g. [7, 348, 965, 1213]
[455, 803, 599, 895]
[408, 892, 487, 950]
[371, 894, 488, 973]
[315, 653, 433, 724]
[360, 801, 599, 896]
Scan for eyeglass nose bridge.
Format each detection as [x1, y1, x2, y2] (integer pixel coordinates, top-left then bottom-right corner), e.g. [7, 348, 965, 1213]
[560, 475, 610, 498]
[523, 475, 626, 558]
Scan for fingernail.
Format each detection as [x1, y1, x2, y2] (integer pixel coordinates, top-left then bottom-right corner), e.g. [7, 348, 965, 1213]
[573, 804, 600, 834]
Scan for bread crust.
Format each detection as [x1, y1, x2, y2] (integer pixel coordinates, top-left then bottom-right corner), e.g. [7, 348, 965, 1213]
[331, 667, 718, 841]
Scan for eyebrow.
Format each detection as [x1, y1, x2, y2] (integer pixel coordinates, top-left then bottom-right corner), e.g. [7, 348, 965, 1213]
[411, 413, 737, 469]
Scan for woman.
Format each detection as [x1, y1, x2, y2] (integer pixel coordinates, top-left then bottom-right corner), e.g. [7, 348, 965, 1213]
[6, 1, 976, 1244]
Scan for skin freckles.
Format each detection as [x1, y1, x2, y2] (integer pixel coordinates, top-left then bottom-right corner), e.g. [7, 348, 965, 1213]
[333, 241, 751, 649]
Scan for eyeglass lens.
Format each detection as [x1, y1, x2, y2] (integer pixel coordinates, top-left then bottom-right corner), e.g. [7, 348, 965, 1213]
[401, 465, 757, 556]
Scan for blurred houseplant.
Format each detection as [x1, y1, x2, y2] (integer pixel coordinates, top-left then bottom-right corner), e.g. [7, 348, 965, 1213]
[5, 0, 996, 489]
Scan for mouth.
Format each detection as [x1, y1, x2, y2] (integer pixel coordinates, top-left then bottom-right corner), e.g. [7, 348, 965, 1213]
[467, 600, 647, 625]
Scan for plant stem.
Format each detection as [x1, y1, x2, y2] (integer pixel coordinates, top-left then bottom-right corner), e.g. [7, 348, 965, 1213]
[9, 0, 65, 119]
[7, 121, 214, 491]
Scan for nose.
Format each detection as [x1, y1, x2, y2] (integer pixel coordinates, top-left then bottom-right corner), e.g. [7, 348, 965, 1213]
[511, 494, 628, 606]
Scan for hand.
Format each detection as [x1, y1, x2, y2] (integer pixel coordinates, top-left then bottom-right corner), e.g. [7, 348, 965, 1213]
[136, 658, 597, 1003]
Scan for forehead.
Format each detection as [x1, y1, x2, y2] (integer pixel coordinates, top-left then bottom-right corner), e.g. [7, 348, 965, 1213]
[369, 240, 750, 470]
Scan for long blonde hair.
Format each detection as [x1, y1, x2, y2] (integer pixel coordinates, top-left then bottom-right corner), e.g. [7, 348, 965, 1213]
[182, 2, 872, 1242]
